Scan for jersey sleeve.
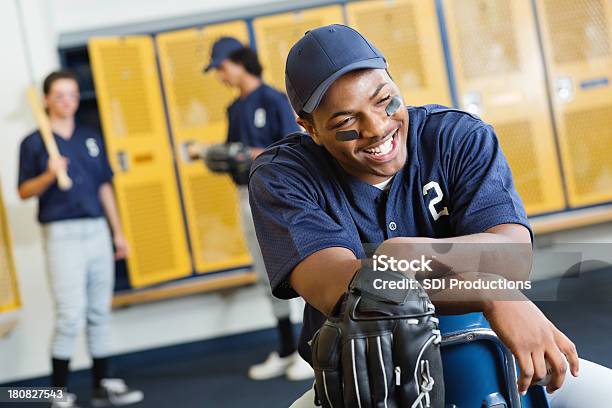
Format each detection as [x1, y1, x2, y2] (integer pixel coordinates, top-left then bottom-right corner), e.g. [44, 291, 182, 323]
[17, 136, 43, 187]
[98, 135, 114, 185]
[447, 124, 532, 238]
[249, 162, 360, 299]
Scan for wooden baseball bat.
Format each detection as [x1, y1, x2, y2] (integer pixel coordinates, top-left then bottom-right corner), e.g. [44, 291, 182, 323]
[26, 86, 72, 191]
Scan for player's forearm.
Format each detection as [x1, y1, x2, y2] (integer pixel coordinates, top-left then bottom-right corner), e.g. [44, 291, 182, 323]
[289, 247, 361, 316]
[376, 225, 532, 314]
[377, 224, 532, 282]
[18, 170, 56, 199]
[292, 251, 523, 317]
[98, 182, 123, 236]
[289, 226, 530, 317]
[427, 272, 527, 315]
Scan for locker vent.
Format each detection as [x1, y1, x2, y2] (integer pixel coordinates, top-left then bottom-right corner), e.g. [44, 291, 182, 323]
[161, 36, 228, 129]
[543, 0, 610, 64]
[98, 45, 153, 136]
[257, 15, 337, 89]
[564, 105, 612, 196]
[188, 174, 245, 262]
[495, 121, 545, 206]
[452, 0, 520, 78]
[351, 3, 426, 88]
[123, 182, 176, 274]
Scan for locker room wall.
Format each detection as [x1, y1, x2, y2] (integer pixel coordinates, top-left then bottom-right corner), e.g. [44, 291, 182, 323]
[51, 0, 291, 34]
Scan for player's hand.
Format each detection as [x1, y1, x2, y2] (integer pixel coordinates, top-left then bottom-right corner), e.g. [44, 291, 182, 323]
[484, 299, 579, 395]
[46, 156, 69, 178]
[186, 142, 208, 160]
[113, 232, 130, 260]
[250, 147, 265, 159]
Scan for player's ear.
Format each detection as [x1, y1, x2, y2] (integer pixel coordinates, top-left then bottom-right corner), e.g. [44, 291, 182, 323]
[42, 95, 51, 114]
[297, 117, 322, 145]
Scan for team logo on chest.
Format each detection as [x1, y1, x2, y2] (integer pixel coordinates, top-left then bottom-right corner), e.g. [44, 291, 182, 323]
[85, 138, 100, 158]
[254, 108, 266, 128]
[423, 181, 449, 221]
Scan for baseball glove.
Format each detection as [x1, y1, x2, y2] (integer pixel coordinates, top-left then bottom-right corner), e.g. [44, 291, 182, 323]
[203, 142, 253, 185]
[311, 263, 444, 408]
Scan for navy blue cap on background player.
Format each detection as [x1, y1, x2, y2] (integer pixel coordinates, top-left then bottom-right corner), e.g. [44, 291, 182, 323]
[204, 36, 244, 72]
[284, 24, 387, 115]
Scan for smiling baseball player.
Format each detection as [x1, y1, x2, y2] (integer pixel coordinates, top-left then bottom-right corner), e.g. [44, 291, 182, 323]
[247, 25, 612, 407]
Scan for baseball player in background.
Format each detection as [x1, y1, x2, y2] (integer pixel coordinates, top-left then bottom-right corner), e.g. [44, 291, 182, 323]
[204, 37, 313, 381]
[247, 25, 612, 406]
[18, 71, 143, 408]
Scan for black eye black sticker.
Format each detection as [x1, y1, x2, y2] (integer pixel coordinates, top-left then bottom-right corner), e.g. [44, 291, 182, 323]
[335, 129, 359, 141]
[386, 95, 402, 117]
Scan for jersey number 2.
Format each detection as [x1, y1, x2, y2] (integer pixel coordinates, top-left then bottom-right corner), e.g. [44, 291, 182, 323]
[423, 181, 449, 221]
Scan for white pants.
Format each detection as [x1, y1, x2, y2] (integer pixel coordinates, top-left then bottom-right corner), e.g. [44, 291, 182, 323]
[43, 218, 114, 360]
[290, 359, 612, 407]
[238, 186, 290, 320]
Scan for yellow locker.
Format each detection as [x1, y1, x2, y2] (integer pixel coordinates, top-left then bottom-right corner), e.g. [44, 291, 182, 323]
[535, 0, 612, 207]
[442, 0, 565, 215]
[0, 180, 20, 314]
[156, 22, 252, 274]
[346, 0, 451, 106]
[88, 36, 191, 287]
[253, 5, 345, 91]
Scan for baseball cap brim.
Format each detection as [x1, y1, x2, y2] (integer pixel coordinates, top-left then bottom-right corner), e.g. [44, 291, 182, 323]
[203, 57, 222, 73]
[302, 58, 387, 114]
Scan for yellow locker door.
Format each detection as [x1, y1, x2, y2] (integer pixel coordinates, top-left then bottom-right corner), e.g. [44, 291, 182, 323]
[535, 0, 612, 207]
[442, 0, 565, 216]
[346, 0, 451, 106]
[88, 36, 191, 288]
[253, 5, 345, 91]
[156, 22, 251, 274]
[0, 180, 20, 314]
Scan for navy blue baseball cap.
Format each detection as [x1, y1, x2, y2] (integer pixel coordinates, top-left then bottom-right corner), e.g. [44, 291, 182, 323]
[204, 37, 244, 72]
[285, 24, 387, 115]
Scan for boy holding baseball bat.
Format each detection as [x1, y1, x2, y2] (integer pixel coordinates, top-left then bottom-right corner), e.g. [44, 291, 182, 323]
[18, 70, 143, 408]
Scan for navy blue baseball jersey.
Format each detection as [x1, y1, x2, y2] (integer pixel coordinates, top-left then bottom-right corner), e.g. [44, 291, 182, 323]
[226, 83, 300, 147]
[248, 105, 532, 365]
[18, 126, 114, 224]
